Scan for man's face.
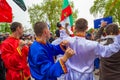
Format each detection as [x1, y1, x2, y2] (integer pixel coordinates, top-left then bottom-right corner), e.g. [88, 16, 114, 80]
[17, 26, 24, 36]
[44, 27, 50, 39]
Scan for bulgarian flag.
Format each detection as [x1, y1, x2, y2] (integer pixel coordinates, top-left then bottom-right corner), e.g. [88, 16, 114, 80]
[13, 0, 27, 11]
[0, 0, 12, 22]
[60, 0, 73, 33]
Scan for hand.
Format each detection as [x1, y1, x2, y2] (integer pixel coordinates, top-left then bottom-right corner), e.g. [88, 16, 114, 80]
[101, 21, 107, 27]
[65, 23, 69, 28]
[61, 47, 75, 62]
[27, 41, 33, 46]
[60, 40, 69, 47]
[19, 40, 26, 50]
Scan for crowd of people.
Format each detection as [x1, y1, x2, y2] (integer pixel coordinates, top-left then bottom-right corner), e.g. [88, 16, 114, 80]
[0, 18, 120, 80]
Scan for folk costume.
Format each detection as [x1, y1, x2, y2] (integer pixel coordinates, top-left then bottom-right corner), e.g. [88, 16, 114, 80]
[95, 26, 120, 80]
[65, 34, 120, 80]
[1, 36, 31, 80]
[28, 39, 67, 80]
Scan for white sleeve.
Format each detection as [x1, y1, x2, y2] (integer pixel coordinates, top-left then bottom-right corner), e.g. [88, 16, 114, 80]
[96, 35, 120, 57]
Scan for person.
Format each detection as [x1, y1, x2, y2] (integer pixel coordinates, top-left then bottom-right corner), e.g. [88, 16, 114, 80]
[63, 18, 120, 80]
[52, 22, 70, 45]
[1, 22, 31, 80]
[49, 32, 55, 43]
[28, 21, 75, 80]
[95, 23, 120, 80]
[94, 21, 107, 41]
[94, 21, 108, 76]
[0, 43, 6, 80]
[54, 29, 60, 39]
[52, 23, 71, 80]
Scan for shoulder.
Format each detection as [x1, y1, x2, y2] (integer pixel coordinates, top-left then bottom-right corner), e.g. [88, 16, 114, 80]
[52, 38, 62, 45]
[29, 41, 46, 57]
[74, 37, 98, 46]
[1, 38, 15, 48]
[30, 41, 44, 51]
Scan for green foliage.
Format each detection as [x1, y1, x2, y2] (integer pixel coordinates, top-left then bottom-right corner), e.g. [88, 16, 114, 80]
[28, 0, 78, 33]
[90, 0, 120, 24]
[87, 28, 95, 33]
[0, 23, 11, 33]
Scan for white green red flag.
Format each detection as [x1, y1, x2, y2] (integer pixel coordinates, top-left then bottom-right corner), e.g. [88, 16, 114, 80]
[60, 0, 73, 28]
[13, 0, 27, 11]
[0, 0, 12, 22]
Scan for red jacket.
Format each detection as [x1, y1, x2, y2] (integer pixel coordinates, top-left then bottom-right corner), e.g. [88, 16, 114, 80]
[1, 37, 30, 80]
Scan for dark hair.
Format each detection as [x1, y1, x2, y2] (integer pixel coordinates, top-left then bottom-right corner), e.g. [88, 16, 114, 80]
[105, 23, 119, 35]
[10, 22, 22, 32]
[57, 22, 62, 28]
[33, 21, 47, 36]
[55, 29, 60, 37]
[75, 18, 88, 32]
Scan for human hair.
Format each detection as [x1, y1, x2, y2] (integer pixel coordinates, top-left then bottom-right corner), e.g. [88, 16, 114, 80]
[57, 22, 62, 28]
[75, 18, 88, 32]
[55, 29, 60, 37]
[105, 23, 119, 35]
[10, 22, 22, 32]
[33, 21, 47, 36]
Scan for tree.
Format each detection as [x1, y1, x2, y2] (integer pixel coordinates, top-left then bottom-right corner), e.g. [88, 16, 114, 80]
[28, 0, 78, 33]
[0, 23, 11, 33]
[90, 0, 120, 24]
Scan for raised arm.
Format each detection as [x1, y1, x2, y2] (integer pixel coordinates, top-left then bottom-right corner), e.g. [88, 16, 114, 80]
[96, 35, 120, 57]
[94, 21, 107, 41]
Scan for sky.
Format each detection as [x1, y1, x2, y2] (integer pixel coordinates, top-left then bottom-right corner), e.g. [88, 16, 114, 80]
[7, 0, 97, 30]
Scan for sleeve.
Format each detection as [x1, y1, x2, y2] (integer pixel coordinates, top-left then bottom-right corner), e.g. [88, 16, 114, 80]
[51, 38, 62, 45]
[30, 47, 67, 78]
[39, 59, 67, 78]
[94, 27, 104, 41]
[95, 35, 120, 57]
[48, 43, 65, 56]
[1, 42, 23, 70]
[21, 45, 29, 57]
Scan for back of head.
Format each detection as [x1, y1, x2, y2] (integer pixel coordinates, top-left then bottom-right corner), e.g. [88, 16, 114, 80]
[33, 21, 47, 36]
[57, 22, 62, 28]
[75, 18, 88, 32]
[10, 22, 22, 32]
[105, 23, 119, 35]
[55, 29, 60, 37]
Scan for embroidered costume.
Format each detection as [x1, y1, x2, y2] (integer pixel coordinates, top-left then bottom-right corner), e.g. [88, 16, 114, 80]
[1, 37, 31, 80]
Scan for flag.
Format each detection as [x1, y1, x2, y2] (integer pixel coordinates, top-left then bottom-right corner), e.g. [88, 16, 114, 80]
[13, 0, 26, 11]
[0, 0, 12, 22]
[94, 16, 113, 29]
[60, 0, 73, 28]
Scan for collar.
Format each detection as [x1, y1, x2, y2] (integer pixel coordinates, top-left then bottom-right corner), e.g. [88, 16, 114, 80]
[104, 35, 115, 39]
[75, 33, 85, 37]
[36, 37, 46, 45]
[9, 35, 19, 40]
